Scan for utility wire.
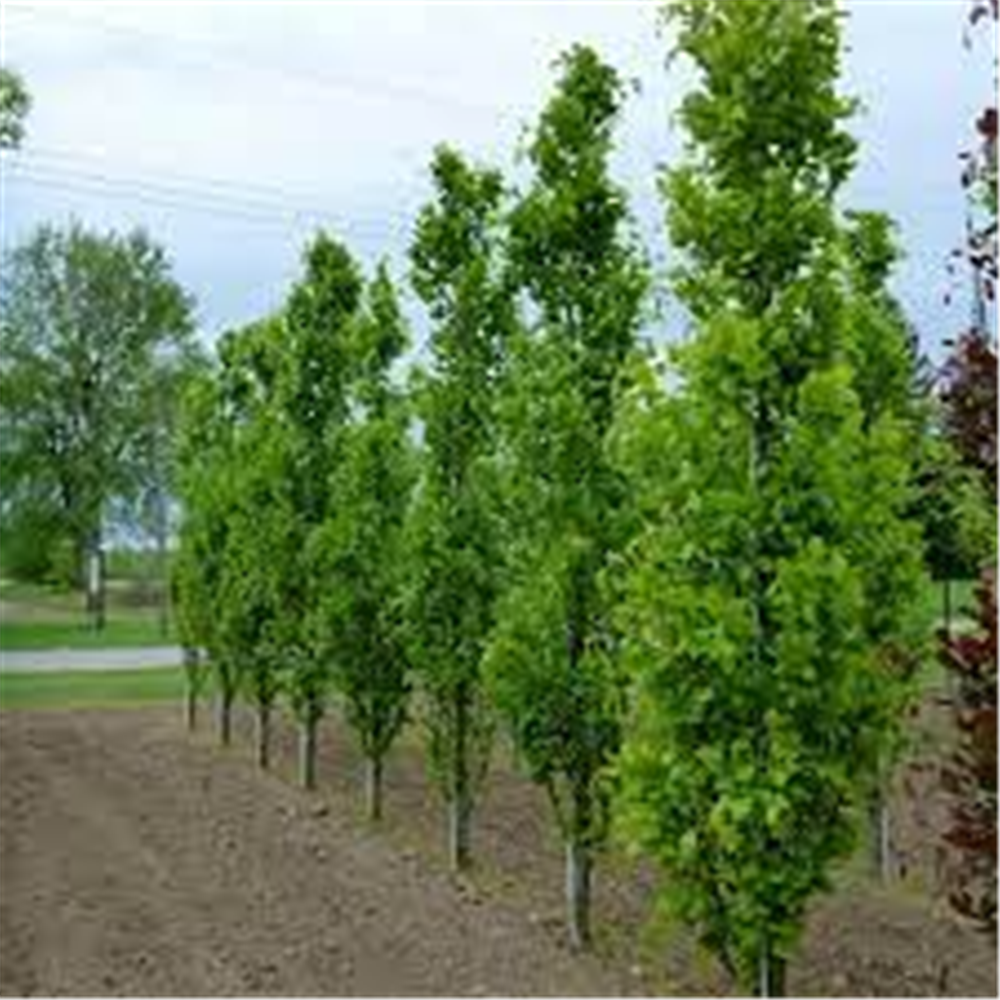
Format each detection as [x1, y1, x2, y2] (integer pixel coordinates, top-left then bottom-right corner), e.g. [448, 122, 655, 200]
[16, 145, 429, 221]
[4, 164, 406, 241]
[4, 155, 409, 232]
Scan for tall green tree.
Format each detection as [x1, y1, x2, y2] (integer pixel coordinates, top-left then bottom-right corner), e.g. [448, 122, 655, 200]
[214, 318, 294, 769]
[175, 363, 241, 745]
[613, 2, 924, 993]
[282, 233, 364, 789]
[406, 145, 512, 871]
[0, 67, 30, 149]
[485, 45, 648, 950]
[311, 264, 413, 820]
[0, 222, 195, 627]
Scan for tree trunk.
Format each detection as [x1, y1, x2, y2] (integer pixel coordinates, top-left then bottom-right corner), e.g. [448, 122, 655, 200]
[183, 648, 199, 731]
[448, 793, 471, 873]
[755, 944, 786, 998]
[217, 686, 233, 747]
[157, 505, 169, 639]
[869, 787, 894, 883]
[365, 754, 384, 822]
[299, 711, 318, 790]
[256, 700, 271, 770]
[85, 538, 106, 632]
[185, 682, 197, 731]
[565, 835, 592, 951]
[449, 686, 471, 872]
[942, 579, 957, 700]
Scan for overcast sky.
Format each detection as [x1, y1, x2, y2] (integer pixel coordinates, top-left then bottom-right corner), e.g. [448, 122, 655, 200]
[0, 1, 992, 362]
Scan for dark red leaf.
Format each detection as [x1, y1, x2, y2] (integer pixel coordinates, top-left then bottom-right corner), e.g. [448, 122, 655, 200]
[976, 108, 1000, 139]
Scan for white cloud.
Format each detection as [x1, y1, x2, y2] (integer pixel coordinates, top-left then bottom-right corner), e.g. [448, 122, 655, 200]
[1, 1, 990, 354]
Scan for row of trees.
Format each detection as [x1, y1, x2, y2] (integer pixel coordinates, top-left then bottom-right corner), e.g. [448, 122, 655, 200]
[0, 9, 991, 976]
[173, 4, 996, 994]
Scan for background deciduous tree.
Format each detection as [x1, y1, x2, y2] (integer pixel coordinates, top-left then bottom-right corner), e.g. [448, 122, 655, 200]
[0, 66, 30, 149]
[0, 222, 196, 628]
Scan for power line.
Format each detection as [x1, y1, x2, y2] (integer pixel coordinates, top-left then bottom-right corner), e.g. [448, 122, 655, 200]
[24, 144, 426, 214]
[4, 163, 407, 241]
[6, 153, 410, 231]
[17, 145, 430, 221]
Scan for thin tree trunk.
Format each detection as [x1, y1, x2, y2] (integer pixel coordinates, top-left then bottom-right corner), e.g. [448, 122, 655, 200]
[185, 682, 197, 731]
[365, 754, 384, 822]
[565, 835, 592, 951]
[256, 700, 271, 770]
[85, 536, 106, 632]
[183, 648, 199, 731]
[217, 686, 233, 747]
[299, 710, 318, 790]
[449, 686, 471, 872]
[755, 944, 786, 998]
[942, 579, 957, 700]
[869, 786, 894, 883]
[157, 497, 169, 639]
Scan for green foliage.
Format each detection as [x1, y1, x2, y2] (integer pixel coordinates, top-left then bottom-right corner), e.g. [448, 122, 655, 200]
[174, 359, 241, 703]
[311, 264, 414, 772]
[279, 235, 367, 721]
[485, 44, 647, 946]
[613, 2, 925, 990]
[913, 435, 995, 584]
[0, 222, 196, 597]
[0, 67, 30, 149]
[405, 145, 512, 857]
[490, 42, 647, 796]
[662, 0, 857, 319]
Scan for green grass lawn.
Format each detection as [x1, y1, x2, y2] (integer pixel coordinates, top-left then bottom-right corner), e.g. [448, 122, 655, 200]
[0, 666, 184, 710]
[0, 576, 175, 649]
[0, 618, 174, 651]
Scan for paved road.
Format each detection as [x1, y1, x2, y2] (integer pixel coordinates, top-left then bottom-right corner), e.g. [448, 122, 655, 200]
[0, 647, 183, 673]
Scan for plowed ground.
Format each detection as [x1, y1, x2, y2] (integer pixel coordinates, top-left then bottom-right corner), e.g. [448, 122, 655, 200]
[0, 706, 994, 996]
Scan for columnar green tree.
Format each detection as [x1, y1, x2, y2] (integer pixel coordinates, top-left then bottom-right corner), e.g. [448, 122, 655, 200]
[214, 318, 294, 769]
[406, 145, 512, 870]
[311, 264, 414, 820]
[613, 2, 924, 994]
[283, 234, 363, 788]
[837, 209, 939, 880]
[485, 45, 648, 950]
[175, 365, 241, 745]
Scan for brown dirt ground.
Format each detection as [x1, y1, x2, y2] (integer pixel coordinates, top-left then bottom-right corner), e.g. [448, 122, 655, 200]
[0, 703, 995, 997]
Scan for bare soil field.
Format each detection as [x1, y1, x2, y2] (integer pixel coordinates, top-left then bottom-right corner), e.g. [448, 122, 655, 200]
[0, 705, 995, 997]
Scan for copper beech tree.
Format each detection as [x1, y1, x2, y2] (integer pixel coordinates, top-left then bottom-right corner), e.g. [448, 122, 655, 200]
[937, 0, 998, 937]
